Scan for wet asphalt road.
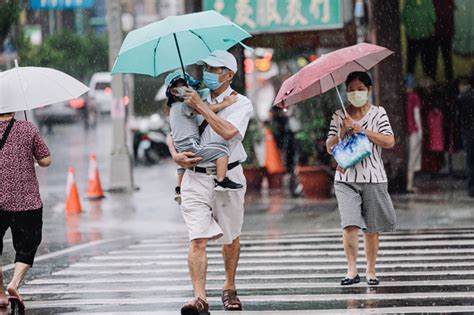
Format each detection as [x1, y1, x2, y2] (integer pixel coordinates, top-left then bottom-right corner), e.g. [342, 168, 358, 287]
[2, 119, 474, 314]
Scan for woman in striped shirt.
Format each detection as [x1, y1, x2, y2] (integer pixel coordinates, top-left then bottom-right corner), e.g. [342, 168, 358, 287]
[326, 71, 396, 286]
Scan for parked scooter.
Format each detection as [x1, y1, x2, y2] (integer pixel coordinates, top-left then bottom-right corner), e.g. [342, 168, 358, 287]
[132, 114, 170, 165]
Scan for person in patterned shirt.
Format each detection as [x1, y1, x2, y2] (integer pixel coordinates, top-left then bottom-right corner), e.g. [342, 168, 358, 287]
[0, 111, 51, 310]
[326, 71, 396, 287]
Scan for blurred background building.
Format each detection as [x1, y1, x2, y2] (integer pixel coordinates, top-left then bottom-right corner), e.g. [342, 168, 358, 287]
[2, 0, 474, 194]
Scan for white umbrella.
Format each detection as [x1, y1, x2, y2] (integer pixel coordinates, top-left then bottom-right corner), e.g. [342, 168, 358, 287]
[154, 84, 167, 102]
[0, 60, 89, 114]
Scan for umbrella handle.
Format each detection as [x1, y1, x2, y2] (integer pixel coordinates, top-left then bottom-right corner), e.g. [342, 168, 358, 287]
[330, 74, 348, 117]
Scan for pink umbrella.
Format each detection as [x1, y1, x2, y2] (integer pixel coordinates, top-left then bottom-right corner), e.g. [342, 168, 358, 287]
[273, 43, 393, 115]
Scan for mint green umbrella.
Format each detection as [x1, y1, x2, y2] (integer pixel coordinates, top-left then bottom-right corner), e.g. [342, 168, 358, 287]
[111, 10, 252, 77]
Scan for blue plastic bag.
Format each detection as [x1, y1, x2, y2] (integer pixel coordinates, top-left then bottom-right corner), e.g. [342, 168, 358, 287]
[332, 131, 372, 170]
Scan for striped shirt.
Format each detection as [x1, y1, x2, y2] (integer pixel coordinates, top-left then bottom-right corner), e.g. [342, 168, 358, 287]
[328, 105, 394, 183]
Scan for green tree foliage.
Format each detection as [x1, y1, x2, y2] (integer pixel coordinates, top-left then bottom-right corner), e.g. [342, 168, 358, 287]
[0, 0, 21, 48]
[242, 118, 264, 167]
[294, 89, 339, 165]
[17, 31, 108, 82]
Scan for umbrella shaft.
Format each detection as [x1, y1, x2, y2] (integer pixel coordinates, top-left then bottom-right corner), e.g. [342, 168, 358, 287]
[331, 74, 348, 116]
[173, 33, 187, 84]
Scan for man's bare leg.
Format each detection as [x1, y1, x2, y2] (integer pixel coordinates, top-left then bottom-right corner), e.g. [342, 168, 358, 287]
[364, 232, 379, 280]
[188, 238, 208, 301]
[215, 156, 229, 182]
[6, 262, 30, 301]
[342, 226, 359, 278]
[222, 237, 241, 308]
[0, 268, 8, 306]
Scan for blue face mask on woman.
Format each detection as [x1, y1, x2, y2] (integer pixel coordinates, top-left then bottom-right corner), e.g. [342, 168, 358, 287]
[203, 71, 224, 90]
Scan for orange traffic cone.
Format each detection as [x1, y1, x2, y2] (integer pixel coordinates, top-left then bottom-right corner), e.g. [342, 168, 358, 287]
[66, 167, 82, 214]
[264, 128, 286, 175]
[87, 153, 105, 199]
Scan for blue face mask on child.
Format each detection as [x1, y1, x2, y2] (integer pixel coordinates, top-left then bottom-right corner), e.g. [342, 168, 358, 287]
[203, 71, 224, 90]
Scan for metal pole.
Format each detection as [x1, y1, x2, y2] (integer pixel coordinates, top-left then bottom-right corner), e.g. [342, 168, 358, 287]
[106, 0, 134, 192]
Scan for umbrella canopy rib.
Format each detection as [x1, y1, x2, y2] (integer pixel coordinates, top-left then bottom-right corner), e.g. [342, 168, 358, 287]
[152, 38, 161, 77]
[353, 59, 370, 71]
[14, 64, 30, 111]
[43, 70, 78, 100]
[189, 30, 212, 52]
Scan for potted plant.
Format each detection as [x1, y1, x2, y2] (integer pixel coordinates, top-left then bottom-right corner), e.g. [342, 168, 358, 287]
[294, 90, 339, 199]
[242, 118, 265, 191]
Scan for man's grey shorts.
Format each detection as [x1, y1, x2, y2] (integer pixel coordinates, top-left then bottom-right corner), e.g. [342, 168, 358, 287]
[334, 181, 396, 233]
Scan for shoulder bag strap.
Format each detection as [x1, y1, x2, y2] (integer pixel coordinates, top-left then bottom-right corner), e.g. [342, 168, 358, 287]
[0, 118, 15, 151]
[198, 119, 208, 136]
[198, 91, 238, 136]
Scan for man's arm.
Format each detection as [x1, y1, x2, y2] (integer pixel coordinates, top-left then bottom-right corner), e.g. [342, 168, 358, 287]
[184, 89, 238, 141]
[166, 133, 202, 168]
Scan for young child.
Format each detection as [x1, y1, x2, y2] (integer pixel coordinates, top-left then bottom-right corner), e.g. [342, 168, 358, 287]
[166, 70, 243, 205]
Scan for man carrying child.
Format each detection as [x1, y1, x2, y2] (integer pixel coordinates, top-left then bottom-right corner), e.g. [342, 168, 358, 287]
[167, 50, 253, 314]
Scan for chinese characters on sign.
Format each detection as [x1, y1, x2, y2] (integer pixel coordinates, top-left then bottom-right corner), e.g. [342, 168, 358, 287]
[204, 0, 342, 33]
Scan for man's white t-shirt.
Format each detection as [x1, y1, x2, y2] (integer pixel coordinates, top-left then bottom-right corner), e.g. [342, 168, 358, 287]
[198, 86, 253, 167]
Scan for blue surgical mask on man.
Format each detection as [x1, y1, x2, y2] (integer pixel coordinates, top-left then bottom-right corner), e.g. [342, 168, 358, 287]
[203, 71, 224, 90]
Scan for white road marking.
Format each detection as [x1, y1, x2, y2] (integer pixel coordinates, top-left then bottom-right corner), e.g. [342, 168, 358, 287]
[27, 269, 474, 285]
[107, 247, 474, 258]
[52, 261, 474, 276]
[82, 254, 474, 266]
[18, 279, 474, 295]
[23, 292, 474, 308]
[1, 237, 130, 271]
[128, 239, 474, 251]
[139, 233, 474, 245]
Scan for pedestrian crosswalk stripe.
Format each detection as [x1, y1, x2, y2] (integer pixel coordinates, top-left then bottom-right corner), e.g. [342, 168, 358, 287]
[65, 255, 474, 268]
[52, 261, 474, 276]
[21, 291, 474, 309]
[65, 306, 474, 315]
[27, 269, 474, 285]
[128, 239, 474, 251]
[107, 247, 474, 257]
[139, 233, 474, 245]
[1, 237, 130, 272]
[140, 229, 474, 243]
[20, 229, 474, 312]
[17, 279, 474, 295]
